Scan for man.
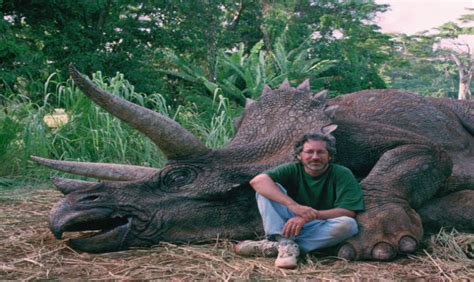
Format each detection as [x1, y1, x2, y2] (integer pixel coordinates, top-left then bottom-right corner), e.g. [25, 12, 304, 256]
[235, 133, 365, 269]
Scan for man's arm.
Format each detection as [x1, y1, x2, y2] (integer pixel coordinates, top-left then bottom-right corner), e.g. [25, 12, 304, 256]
[251, 174, 356, 219]
[316, 208, 356, 219]
[249, 173, 319, 220]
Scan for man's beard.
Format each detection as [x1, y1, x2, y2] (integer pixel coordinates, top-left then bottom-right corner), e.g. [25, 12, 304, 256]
[304, 161, 329, 175]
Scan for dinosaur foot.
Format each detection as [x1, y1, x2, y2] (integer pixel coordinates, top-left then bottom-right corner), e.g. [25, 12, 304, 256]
[337, 203, 423, 261]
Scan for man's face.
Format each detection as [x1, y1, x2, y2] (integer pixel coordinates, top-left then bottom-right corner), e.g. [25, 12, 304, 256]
[297, 139, 331, 177]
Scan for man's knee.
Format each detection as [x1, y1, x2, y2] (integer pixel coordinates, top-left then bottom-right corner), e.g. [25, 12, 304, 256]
[329, 216, 358, 239]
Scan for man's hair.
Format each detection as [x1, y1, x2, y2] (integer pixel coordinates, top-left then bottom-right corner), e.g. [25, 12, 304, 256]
[293, 133, 337, 161]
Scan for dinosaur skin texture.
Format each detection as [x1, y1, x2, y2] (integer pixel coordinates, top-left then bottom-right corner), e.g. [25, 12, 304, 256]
[34, 65, 474, 260]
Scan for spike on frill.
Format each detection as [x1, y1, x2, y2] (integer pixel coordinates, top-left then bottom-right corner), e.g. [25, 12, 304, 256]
[324, 105, 339, 119]
[312, 90, 328, 101]
[278, 79, 291, 91]
[262, 85, 273, 96]
[245, 98, 255, 107]
[297, 79, 311, 91]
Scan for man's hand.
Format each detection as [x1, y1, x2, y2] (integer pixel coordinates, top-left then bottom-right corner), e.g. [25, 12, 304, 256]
[287, 203, 319, 221]
[250, 174, 320, 221]
[283, 216, 307, 237]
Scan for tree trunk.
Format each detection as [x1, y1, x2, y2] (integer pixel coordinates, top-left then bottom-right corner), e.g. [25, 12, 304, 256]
[261, 0, 272, 51]
[458, 70, 472, 100]
[97, 0, 112, 31]
[202, 0, 218, 82]
[451, 53, 473, 100]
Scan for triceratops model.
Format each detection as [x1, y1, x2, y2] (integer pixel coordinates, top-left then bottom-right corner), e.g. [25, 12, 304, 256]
[33, 65, 474, 261]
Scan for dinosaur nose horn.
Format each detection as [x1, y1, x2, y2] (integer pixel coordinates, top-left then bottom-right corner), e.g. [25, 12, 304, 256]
[69, 64, 209, 159]
[51, 177, 98, 195]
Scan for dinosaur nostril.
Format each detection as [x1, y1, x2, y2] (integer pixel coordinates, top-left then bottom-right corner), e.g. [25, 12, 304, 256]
[371, 242, 396, 261]
[81, 195, 100, 202]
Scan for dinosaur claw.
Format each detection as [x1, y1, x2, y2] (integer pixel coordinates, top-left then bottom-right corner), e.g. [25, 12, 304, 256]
[371, 242, 396, 261]
[337, 243, 357, 260]
[399, 235, 417, 253]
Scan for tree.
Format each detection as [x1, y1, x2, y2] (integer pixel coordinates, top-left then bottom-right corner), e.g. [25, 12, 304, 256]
[2, 0, 161, 96]
[450, 52, 473, 100]
[280, 0, 392, 94]
[386, 9, 474, 100]
[380, 33, 458, 98]
[0, 4, 49, 98]
[156, 0, 394, 103]
[434, 18, 474, 100]
[2, 0, 394, 103]
[1, 0, 264, 97]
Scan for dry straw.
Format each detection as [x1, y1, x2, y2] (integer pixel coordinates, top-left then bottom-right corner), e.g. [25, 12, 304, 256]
[1, 189, 473, 280]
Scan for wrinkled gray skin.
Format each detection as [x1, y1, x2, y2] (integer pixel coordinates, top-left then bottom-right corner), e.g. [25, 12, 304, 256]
[33, 65, 474, 261]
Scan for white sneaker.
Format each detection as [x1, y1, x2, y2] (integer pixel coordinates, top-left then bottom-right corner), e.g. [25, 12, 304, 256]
[274, 240, 300, 269]
[234, 240, 279, 257]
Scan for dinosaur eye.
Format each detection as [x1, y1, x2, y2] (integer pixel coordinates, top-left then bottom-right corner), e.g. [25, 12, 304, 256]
[160, 166, 198, 191]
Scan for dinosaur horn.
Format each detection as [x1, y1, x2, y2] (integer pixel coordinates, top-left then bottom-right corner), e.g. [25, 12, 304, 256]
[69, 64, 209, 159]
[32, 156, 158, 181]
[51, 177, 98, 195]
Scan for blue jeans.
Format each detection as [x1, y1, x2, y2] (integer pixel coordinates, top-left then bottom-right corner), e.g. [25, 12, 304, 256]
[256, 185, 358, 253]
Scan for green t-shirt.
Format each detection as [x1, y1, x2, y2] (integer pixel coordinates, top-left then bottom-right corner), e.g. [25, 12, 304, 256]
[265, 162, 365, 212]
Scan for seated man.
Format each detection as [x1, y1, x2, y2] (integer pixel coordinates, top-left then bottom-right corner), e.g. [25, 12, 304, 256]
[235, 133, 365, 269]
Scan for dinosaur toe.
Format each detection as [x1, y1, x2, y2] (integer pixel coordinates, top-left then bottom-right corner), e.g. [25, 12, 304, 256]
[371, 242, 396, 261]
[399, 235, 418, 253]
[337, 243, 357, 260]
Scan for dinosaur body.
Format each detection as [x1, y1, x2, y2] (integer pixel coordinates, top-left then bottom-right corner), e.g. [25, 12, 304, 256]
[34, 65, 474, 260]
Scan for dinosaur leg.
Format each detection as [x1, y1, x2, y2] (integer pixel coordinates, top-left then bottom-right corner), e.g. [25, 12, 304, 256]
[418, 190, 474, 232]
[337, 144, 452, 261]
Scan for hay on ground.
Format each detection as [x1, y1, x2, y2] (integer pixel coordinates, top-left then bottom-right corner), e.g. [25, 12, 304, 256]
[0, 188, 473, 280]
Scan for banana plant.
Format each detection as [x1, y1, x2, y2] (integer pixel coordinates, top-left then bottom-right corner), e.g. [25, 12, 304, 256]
[159, 38, 336, 105]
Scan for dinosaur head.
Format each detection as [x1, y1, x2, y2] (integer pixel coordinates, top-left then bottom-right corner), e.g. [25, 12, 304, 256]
[41, 156, 261, 253]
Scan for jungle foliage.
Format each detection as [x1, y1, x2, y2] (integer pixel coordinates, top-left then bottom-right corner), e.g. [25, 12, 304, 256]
[1, 0, 391, 102]
[0, 0, 472, 185]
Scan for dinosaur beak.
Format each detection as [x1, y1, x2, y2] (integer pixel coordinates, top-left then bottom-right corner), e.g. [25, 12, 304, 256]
[49, 197, 132, 253]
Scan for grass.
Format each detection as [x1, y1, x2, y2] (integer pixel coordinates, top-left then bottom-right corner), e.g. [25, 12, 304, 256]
[0, 71, 236, 188]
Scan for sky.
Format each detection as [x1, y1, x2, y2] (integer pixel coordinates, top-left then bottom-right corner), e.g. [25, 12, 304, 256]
[376, 0, 474, 34]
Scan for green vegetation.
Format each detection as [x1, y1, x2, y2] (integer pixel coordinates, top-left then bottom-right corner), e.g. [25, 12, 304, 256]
[1, 0, 392, 101]
[1, 0, 473, 187]
[161, 38, 336, 106]
[0, 72, 234, 187]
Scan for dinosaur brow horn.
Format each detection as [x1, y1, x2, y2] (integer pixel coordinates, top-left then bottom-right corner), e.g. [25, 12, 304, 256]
[32, 156, 158, 181]
[69, 64, 209, 159]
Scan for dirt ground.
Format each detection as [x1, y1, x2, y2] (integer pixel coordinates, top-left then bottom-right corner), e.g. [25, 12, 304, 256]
[1, 188, 473, 280]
